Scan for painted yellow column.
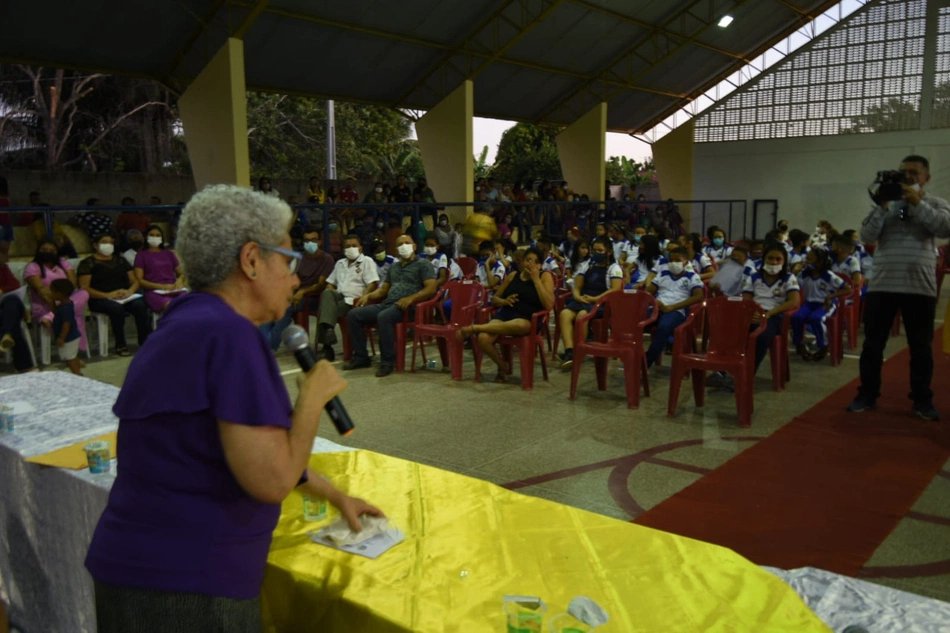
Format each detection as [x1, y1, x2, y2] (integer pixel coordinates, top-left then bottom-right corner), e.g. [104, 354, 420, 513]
[556, 103, 607, 200]
[178, 38, 250, 189]
[653, 120, 695, 202]
[415, 81, 474, 227]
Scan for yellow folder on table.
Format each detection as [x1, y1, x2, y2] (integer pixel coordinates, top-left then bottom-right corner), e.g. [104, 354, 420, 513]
[25, 432, 117, 469]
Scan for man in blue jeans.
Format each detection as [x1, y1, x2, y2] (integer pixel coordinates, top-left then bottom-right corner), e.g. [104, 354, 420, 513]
[343, 234, 437, 377]
[645, 247, 705, 367]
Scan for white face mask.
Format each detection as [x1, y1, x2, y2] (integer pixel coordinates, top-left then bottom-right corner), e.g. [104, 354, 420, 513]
[763, 263, 783, 275]
[423, 246, 438, 256]
[147, 236, 162, 247]
[375, 187, 382, 193]
[910, 183, 922, 193]
[397, 243, 414, 259]
[98, 243, 115, 256]
[344, 247, 360, 261]
[667, 261, 685, 275]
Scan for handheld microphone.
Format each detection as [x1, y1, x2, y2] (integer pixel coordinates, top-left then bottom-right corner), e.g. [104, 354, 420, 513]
[281, 325, 354, 436]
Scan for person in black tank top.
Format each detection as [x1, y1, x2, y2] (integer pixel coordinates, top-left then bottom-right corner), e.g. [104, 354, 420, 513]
[455, 247, 555, 383]
[558, 236, 623, 369]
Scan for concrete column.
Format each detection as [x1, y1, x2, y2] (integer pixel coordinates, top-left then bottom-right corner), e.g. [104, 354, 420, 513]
[556, 103, 607, 200]
[178, 38, 250, 189]
[416, 81, 474, 226]
[653, 120, 695, 222]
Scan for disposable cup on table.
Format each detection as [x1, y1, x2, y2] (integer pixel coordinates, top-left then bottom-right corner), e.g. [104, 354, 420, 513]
[83, 441, 112, 474]
[302, 496, 328, 522]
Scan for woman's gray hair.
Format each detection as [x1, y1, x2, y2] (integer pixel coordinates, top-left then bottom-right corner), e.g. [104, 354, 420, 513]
[177, 184, 293, 291]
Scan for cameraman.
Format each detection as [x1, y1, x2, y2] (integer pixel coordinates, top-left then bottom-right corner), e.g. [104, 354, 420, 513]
[849, 155, 950, 420]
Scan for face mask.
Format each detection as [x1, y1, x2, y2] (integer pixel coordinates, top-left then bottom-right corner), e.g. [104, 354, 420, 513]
[130, 240, 143, 251]
[375, 187, 382, 193]
[98, 243, 114, 256]
[39, 252, 57, 264]
[328, 223, 338, 232]
[763, 263, 783, 275]
[712, 237, 724, 247]
[439, 219, 448, 226]
[147, 236, 162, 247]
[374, 251, 386, 262]
[667, 261, 685, 275]
[475, 187, 481, 192]
[376, 222, 385, 229]
[591, 252, 607, 264]
[397, 243, 414, 259]
[423, 246, 438, 256]
[633, 234, 642, 243]
[344, 247, 360, 261]
[910, 183, 921, 193]
[562, 185, 568, 190]
[303, 242, 319, 254]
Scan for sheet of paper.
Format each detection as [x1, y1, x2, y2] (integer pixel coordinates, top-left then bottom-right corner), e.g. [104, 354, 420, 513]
[5, 401, 36, 415]
[153, 289, 188, 296]
[310, 527, 405, 559]
[111, 294, 143, 305]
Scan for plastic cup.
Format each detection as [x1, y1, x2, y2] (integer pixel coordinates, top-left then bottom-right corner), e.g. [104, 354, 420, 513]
[0, 406, 8, 433]
[83, 441, 112, 474]
[504, 598, 546, 633]
[1, 406, 13, 432]
[302, 496, 328, 521]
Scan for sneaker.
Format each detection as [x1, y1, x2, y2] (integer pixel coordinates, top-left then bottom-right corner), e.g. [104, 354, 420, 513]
[0, 334, 14, 352]
[795, 343, 812, 360]
[559, 349, 574, 369]
[847, 396, 876, 413]
[913, 404, 941, 421]
[322, 344, 336, 362]
[811, 347, 828, 362]
[342, 359, 371, 370]
[375, 364, 395, 378]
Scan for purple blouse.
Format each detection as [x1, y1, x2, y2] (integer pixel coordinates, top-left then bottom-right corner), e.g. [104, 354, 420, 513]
[134, 249, 179, 285]
[85, 293, 293, 599]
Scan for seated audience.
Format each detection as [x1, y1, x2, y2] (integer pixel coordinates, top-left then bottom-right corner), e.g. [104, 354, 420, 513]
[627, 233, 661, 287]
[709, 246, 755, 297]
[811, 220, 833, 249]
[258, 176, 280, 198]
[134, 225, 185, 314]
[50, 278, 82, 375]
[122, 229, 145, 266]
[433, 214, 457, 258]
[344, 234, 437, 377]
[69, 199, 115, 244]
[115, 198, 151, 247]
[420, 234, 451, 288]
[476, 240, 506, 290]
[680, 233, 715, 280]
[792, 248, 851, 362]
[0, 241, 37, 373]
[565, 239, 590, 289]
[24, 239, 88, 325]
[371, 240, 396, 280]
[259, 226, 335, 351]
[704, 226, 733, 263]
[79, 234, 151, 356]
[741, 244, 801, 372]
[316, 234, 380, 361]
[788, 229, 812, 275]
[558, 237, 623, 368]
[830, 234, 863, 289]
[455, 247, 555, 383]
[645, 246, 705, 367]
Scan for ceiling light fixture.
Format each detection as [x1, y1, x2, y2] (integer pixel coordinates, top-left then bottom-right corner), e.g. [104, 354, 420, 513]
[718, 15, 734, 28]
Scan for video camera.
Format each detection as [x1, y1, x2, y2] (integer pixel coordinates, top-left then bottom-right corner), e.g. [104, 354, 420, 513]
[869, 170, 911, 204]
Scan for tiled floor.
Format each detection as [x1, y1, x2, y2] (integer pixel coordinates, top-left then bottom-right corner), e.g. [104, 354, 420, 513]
[19, 293, 950, 604]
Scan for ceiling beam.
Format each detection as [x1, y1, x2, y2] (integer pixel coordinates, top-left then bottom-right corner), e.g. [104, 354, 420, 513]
[774, 0, 817, 20]
[468, 0, 568, 82]
[162, 0, 231, 87]
[232, 0, 271, 39]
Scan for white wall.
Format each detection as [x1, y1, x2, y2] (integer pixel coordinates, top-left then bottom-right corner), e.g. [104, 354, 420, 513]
[693, 128, 950, 238]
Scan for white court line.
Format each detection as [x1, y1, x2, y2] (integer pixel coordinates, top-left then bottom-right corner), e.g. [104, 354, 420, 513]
[842, 354, 861, 360]
[280, 368, 302, 376]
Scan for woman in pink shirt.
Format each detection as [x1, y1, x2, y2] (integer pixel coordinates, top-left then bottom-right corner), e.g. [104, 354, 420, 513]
[24, 239, 89, 324]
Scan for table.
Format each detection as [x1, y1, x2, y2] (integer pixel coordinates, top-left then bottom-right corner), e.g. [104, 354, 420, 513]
[0, 373, 947, 632]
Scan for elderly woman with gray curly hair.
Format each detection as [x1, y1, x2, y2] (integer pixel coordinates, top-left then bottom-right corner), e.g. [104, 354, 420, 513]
[84, 185, 383, 633]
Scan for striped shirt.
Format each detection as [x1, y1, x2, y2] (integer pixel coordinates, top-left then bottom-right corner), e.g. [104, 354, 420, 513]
[859, 195, 950, 297]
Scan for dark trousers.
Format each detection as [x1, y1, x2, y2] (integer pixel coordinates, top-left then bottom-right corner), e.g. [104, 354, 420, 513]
[0, 298, 34, 371]
[647, 310, 686, 366]
[754, 314, 784, 371]
[346, 303, 406, 366]
[88, 297, 151, 349]
[858, 291, 936, 406]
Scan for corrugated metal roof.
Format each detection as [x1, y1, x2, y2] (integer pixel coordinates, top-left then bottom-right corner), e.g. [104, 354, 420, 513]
[0, 0, 842, 133]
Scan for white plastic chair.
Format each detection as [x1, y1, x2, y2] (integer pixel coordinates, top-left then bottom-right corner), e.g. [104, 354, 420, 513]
[93, 312, 111, 357]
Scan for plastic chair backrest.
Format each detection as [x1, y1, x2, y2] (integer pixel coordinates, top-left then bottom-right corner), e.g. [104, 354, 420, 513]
[456, 256, 477, 278]
[445, 280, 483, 325]
[704, 296, 759, 357]
[606, 290, 656, 342]
[833, 271, 857, 299]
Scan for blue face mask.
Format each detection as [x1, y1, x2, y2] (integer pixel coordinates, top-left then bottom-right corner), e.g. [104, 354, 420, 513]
[303, 242, 319, 254]
[328, 223, 338, 232]
[633, 234, 642, 243]
[713, 237, 725, 247]
[591, 252, 607, 264]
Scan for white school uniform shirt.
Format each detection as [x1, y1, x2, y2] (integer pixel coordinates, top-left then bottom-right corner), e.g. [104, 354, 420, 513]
[541, 255, 559, 273]
[741, 271, 800, 312]
[788, 249, 808, 270]
[421, 252, 449, 277]
[448, 259, 463, 281]
[375, 254, 396, 281]
[622, 241, 641, 263]
[476, 259, 506, 287]
[703, 244, 733, 263]
[326, 254, 380, 304]
[830, 254, 861, 278]
[611, 239, 629, 263]
[800, 269, 845, 304]
[651, 269, 704, 316]
[856, 244, 873, 278]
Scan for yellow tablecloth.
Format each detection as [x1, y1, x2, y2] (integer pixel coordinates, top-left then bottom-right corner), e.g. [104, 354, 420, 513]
[262, 450, 831, 633]
[24, 431, 117, 469]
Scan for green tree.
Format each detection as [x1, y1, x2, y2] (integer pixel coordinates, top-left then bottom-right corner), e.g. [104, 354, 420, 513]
[844, 97, 919, 134]
[474, 145, 491, 180]
[362, 139, 425, 181]
[491, 123, 562, 185]
[606, 155, 657, 187]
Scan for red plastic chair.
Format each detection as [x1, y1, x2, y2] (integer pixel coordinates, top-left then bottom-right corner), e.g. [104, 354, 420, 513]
[827, 299, 845, 367]
[456, 256, 477, 279]
[339, 315, 375, 361]
[569, 290, 658, 409]
[839, 273, 862, 350]
[410, 280, 484, 380]
[667, 296, 767, 428]
[937, 245, 949, 295]
[293, 291, 321, 334]
[767, 292, 801, 392]
[472, 310, 550, 390]
[360, 303, 417, 372]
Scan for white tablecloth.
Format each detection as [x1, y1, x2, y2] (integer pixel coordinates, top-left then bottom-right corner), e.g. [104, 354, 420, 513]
[0, 372, 946, 632]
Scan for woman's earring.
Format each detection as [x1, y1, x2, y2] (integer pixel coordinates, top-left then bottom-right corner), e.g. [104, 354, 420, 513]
[251, 270, 257, 278]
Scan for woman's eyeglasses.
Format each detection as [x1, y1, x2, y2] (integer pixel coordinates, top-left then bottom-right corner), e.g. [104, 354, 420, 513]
[257, 244, 302, 274]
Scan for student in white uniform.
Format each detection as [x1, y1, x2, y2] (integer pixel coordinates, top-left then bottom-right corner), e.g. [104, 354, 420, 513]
[565, 240, 590, 290]
[830, 234, 863, 288]
[371, 240, 396, 281]
[792, 248, 851, 362]
[609, 224, 629, 264]
[317, 234, 380, 360]
[646, 247, 705, 367]
[475, 240, 506, 290]
[535, 236, 561, 275]
[703, 226, 733, 264]
[681, 233, 715, 280]
[421, 234, 451, 288]
[787, 229, 812, 277]
[741, 244, 801, 372]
